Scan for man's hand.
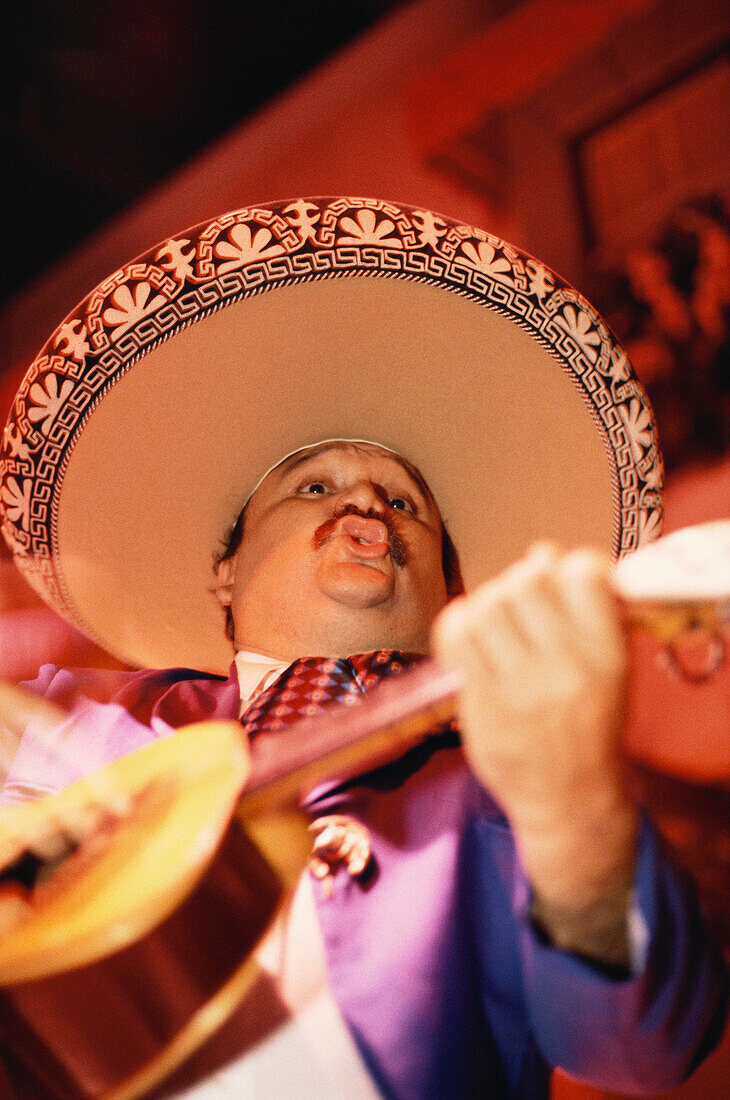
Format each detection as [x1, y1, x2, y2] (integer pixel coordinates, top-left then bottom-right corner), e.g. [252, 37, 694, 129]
[432, 544, 639, 966]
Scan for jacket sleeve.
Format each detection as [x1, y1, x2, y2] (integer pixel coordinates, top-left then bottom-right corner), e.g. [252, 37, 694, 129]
[0, 664, 168, 804]
[1, 663, 237, 805]
[471, 813, 729, 1094]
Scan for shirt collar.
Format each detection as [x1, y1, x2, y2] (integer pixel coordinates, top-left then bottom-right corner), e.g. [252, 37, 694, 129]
[234, 649, 291, 713]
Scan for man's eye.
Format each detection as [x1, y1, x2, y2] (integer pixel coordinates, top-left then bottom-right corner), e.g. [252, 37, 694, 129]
[300, 482, 328, 495]
[388, 496, 413, 513]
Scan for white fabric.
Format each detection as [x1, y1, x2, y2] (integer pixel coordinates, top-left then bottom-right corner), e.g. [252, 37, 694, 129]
[234, 650, 290, 712]
[171, 655, 379, 1097]
[174, 986, 379, 1098]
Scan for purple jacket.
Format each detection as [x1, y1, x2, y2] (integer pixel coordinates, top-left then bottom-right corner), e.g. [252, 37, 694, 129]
[3, 662, 728, 1098]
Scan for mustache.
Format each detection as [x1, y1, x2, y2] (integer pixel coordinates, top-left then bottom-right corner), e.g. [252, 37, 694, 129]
[312, 503, 408, 567]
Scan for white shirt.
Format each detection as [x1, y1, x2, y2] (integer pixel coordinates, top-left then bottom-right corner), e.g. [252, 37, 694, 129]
[234, 650, 291, 712]
[173, 652, 379, 1098]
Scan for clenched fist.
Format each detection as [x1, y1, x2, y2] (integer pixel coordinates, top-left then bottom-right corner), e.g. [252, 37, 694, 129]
[432, 543, 638, 963]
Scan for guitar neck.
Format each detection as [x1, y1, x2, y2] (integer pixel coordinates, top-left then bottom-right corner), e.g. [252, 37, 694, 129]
[239, 579, 730, 817]
[239, 660, 460, 816]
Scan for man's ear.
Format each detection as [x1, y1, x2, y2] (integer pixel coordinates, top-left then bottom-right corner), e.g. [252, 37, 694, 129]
[215, 557, 236, 608]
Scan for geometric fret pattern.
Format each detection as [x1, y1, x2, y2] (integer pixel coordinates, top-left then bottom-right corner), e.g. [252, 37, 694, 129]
[0, 196, 663, 620]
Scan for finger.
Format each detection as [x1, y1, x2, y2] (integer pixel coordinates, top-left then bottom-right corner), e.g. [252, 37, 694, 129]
[474, 543, 588, 673]
[495, 547, 621, 669]
[556, 550, 625, 673]
[433, 542, 562, 675]
[498, 564, 579, 665]
[462, 595, 533, 681]
[432, 591, 506, 679]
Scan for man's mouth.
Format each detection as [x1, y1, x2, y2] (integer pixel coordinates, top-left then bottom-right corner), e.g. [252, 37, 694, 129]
[337, 514, 390, 559]
[313, 507, 407, 566]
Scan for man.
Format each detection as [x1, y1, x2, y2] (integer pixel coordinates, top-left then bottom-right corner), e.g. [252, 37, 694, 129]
[0, 197, 727, 1096]
[215, 438, 637, 969]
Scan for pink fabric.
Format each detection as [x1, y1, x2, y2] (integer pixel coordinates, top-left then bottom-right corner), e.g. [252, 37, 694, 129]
[624, 456, 730, 781]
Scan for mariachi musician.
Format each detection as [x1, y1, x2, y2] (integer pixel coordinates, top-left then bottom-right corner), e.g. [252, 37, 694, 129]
[0, 197, 727, 1098]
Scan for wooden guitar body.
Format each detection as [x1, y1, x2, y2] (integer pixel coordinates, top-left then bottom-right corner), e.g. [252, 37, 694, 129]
[0, 664, 457, 1099]
[0, 723, 290, 1099]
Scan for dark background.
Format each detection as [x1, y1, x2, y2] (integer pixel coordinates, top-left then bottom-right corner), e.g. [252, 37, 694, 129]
[1, 0, 401, 308]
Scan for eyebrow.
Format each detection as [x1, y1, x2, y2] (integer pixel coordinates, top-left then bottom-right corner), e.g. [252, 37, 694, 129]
[278, 443, 344, 475]
[278, 443, 434, 502]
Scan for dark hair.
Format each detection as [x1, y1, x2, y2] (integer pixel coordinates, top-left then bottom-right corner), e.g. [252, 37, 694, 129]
[214, 502, 464, 641]
[441, 523, 465, 600]
[214, 500, 250, 641]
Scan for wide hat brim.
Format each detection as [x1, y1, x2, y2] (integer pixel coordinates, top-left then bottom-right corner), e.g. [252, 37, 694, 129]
[1, 197, 662, 674]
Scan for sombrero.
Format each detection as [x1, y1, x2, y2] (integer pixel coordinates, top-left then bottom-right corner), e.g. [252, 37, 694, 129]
[0, 197, 662, 674]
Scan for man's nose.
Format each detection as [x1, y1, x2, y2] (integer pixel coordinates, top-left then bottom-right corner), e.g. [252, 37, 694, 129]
[338, 479, 387, 515]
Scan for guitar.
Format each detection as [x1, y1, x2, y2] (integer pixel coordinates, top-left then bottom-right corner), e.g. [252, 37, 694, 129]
[0, 521, 727, 1099]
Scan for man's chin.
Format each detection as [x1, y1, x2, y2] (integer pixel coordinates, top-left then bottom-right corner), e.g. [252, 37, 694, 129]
[317, 561, 396, 609]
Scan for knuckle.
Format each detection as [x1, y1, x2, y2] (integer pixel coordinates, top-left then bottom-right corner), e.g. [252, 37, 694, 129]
[432, 595, 468, 654]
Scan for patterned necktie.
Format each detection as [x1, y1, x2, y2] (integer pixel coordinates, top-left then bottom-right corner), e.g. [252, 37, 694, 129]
[239, 650, 420, 738]
[240, 650, 428, 887]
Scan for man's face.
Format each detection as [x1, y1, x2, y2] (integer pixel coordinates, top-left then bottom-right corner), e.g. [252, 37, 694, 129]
[216, 442, 449, 659]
